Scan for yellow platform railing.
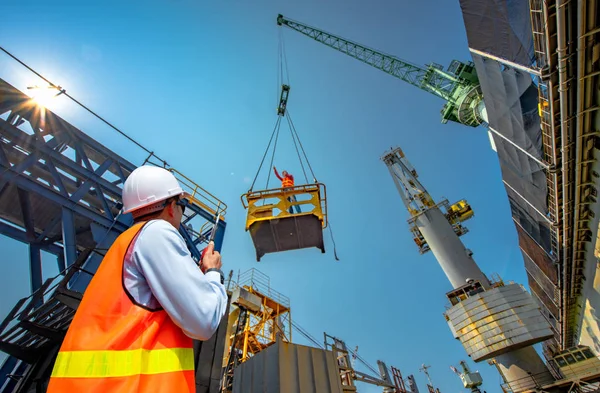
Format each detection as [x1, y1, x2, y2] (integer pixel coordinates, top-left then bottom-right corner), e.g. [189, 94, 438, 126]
[169, 168, 227, 219]
[241, 183, 327, 231]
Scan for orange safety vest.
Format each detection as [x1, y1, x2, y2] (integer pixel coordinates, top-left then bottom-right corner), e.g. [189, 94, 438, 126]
[47, 222, 195, 393]
[281, 175, 294, 188]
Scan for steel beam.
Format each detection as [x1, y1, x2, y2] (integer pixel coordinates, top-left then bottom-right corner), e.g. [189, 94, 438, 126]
[0, 165, 129, 231]
[0, 222, 62, 256]
[0, 120, 126, 208]
[28, 245, 42, 296]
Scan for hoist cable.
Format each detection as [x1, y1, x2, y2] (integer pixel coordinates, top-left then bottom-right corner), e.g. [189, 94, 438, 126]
[290, 320, 324, 349]
[278, 31, 283, 86]
[277, 30, 283, 108]
[265, 118, 282, 190]
[347, 346, 379, 376]
[285, 114, 309, 184]
[328, 223, 340, 261]
[281, 30, 291, 86]
[286, 110, 317, 182]
[250, 116, 281, 191]
[284, 110, 340, 261]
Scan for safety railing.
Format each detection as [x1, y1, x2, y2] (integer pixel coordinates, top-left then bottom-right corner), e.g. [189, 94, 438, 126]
[501, 361, 600, 393]
[489, 272, 507, 288]
[500, 370, 556, 393]
[228, 268, 293, 358]
[240, 183, 327, 230]
[234, 269, 291, 309]
[170, 168, 228, 219]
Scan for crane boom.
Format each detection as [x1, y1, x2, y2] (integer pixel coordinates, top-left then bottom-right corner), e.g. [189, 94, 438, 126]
[382, 146, 557, 388]
[381, 146, 488, 287]
[278, 14, 451, 100]
[276, 14, 488, 127]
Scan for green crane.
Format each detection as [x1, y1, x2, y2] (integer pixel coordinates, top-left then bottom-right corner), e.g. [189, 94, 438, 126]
[276, 14, 488, 128]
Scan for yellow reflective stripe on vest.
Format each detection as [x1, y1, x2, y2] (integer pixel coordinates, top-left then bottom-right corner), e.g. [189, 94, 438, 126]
[51, 348, 194, 378]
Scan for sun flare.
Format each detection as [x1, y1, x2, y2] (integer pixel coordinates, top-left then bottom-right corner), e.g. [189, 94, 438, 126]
[27, 84, 63, 108]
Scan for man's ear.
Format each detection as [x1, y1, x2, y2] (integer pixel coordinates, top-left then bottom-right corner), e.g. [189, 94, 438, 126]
[167, 200, 176, 218]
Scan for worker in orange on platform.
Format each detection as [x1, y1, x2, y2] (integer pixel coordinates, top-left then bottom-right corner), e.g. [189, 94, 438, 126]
[46, 165, 228, 393]
[273, 165, 301, 214]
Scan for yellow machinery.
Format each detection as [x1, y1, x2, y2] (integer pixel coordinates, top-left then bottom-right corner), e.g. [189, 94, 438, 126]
[447, 199, 474, 222]
[383, 148, 475, 255]
[241, 183, 327, 261]
[228, 269, 291, 358]
[221, 269, 292, 389]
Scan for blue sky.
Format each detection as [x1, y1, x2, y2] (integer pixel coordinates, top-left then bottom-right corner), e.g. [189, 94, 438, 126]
[0, 0, 533, 391]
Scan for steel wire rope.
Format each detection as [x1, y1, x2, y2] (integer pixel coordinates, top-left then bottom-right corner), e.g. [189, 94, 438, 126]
[285, 113, 309, 184]
[284, 110, 317, 182]
[277, 29, 282, 110]
[285, 111, 339, 260]
[0, 46, 219, 296]
[280, 29, 291, 87]
[0, 45, 170, 224]
[249, 116, 281, 191]
[327, 221, 340, 261]
[265, 119, 281, 190]
[249, 28, 290, 193]
[275, 25, 304, 185]
[0, 46, 168, 168]
[290, 320, 324, 349]
[347, 345, 380, 376]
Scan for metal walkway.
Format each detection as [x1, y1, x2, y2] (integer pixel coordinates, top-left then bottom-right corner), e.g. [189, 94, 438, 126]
[0, 78, 228, 392]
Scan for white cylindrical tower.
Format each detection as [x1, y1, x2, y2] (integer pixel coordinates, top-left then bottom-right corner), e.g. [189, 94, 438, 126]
[416, 207, 489, 289]
[382, 147, 556, 393]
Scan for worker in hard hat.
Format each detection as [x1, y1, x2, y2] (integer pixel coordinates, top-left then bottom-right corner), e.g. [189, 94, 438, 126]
[46, 165, 228, 393]
[273, 165, 301, 214]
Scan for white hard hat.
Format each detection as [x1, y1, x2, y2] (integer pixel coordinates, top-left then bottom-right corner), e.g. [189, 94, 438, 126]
[122, 165, 186, 215]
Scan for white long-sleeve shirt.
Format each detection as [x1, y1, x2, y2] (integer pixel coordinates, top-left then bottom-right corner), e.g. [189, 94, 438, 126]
[122, 219, 228, 340]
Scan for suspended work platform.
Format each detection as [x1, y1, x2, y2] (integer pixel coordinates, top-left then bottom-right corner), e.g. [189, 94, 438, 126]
[241, 183, 327, 261]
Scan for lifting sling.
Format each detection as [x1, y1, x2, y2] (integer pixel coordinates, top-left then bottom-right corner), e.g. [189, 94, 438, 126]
[241, 31, 339, 261]
[241, 84, 328, 261]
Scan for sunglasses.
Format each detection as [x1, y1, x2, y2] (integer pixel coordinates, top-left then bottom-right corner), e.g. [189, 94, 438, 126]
[175, 198, 188, 215]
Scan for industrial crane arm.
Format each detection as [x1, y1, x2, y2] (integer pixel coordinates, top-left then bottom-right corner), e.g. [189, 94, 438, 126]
[277, 14, 459, 102]
[276, 14, 488, 127]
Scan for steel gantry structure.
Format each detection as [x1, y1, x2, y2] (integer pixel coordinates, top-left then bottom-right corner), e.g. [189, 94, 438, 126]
[0, 77, 229, 393]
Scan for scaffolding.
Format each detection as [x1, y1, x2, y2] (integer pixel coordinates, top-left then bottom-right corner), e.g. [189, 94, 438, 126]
[227, 269, 292, 363]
